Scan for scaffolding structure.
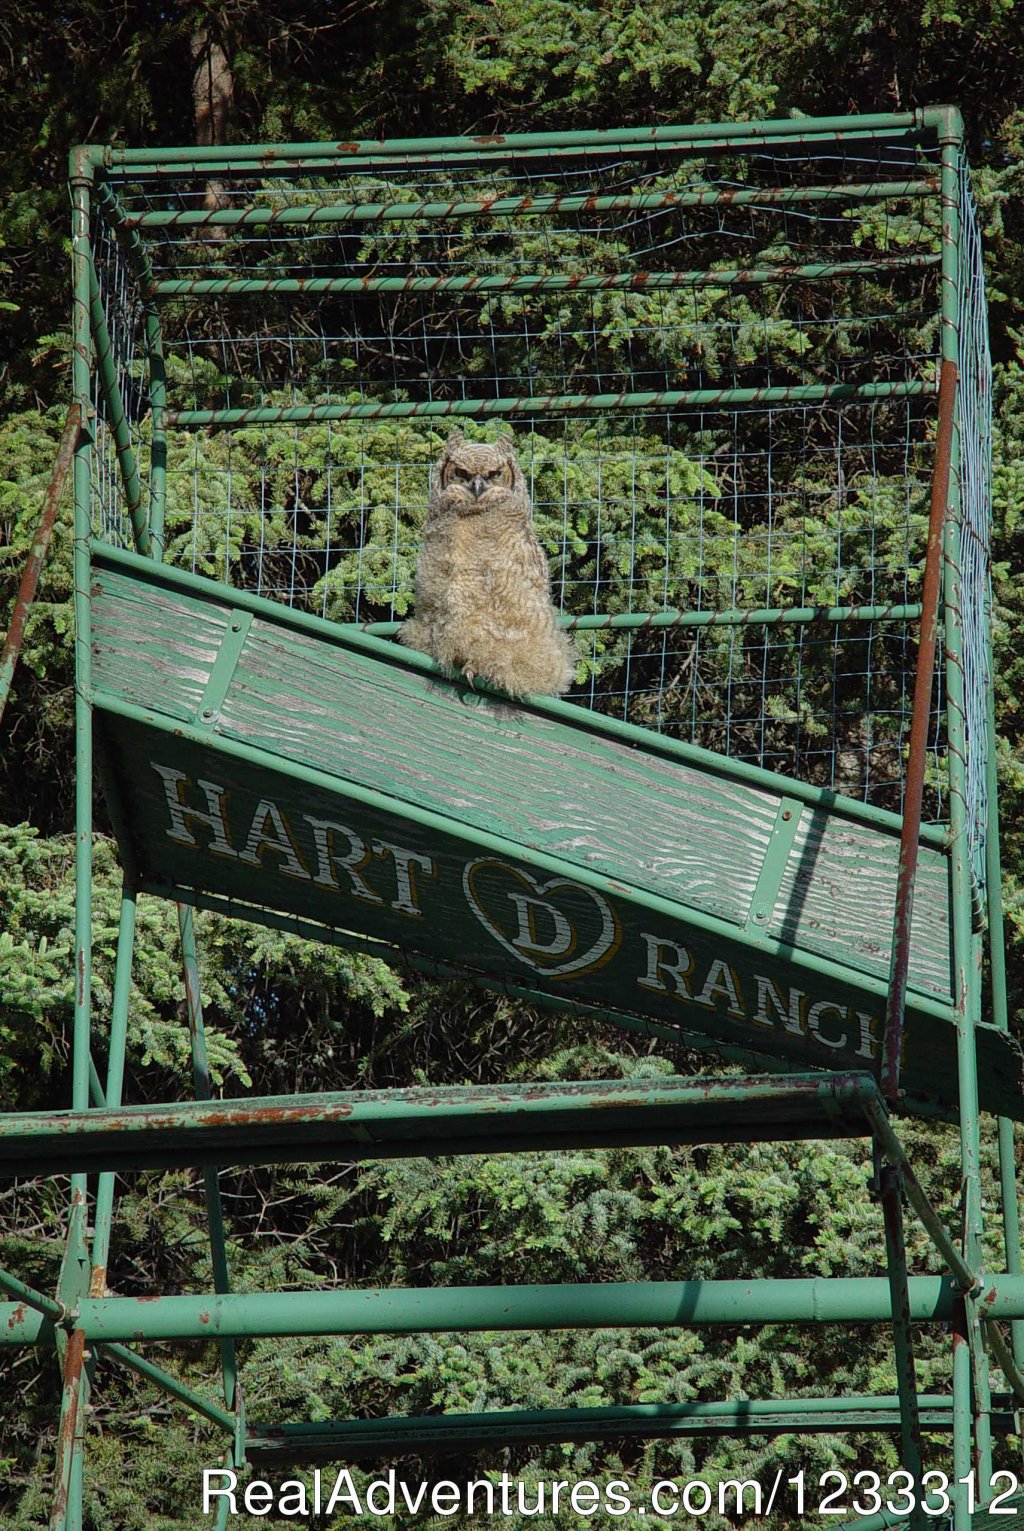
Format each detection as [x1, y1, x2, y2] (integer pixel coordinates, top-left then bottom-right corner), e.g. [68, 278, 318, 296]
[0, 107, 1020, 1529]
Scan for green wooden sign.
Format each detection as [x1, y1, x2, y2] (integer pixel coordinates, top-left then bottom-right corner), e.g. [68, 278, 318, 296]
[88, 546, 1024, 1121]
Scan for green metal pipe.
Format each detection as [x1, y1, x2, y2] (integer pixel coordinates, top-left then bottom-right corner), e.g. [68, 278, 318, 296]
[862, 1094, 976, 1293]
[834, 1497, 952, 1531]
[152, 254, 939, 301]
[108, 130, 940, 179]
[130, 179, 938, 230]
[88, 1055, 105, 1108]
[881, 359, 957, 1099]
[982, 1319, 1024, 1407]
[64, 158, 95, 1531]
[214, 1451, 235, 1531]
[0, 1264, 68, 1324]
[103, 111, 939, 170]
[178, 904, 237, 1411]
[69, 151, 94, 1134]
[952, 1311, 972, 1531]
[245, 1393, 1001, 1462]
[65, 1447, 83, 1531]
[878, 1164, 926, 1530]
[10, 1275, 1024, 1345]
[0, 1072, 880, 1175]
[87, 260, 149, 555]
[94, 180, 168, 552]
[359, 601, 925, 638]
[98, 1341, 234, 1433]
[940, 136, 993, 1485]
[89, 540, 949, 849]
[167, 378, 927, 430]
[50, 1327, 87, 1531]
[91, 885, 136, 1281]
[94, 685, 957, 1028]
[984, 682, 1023, 1366]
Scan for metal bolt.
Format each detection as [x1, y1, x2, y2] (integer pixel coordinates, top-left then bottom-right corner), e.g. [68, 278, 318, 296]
[781, 808, 792, 821]
[202, 707, 214, 718]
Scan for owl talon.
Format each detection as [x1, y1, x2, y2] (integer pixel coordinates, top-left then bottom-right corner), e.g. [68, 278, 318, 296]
[462, 665, 476, 687]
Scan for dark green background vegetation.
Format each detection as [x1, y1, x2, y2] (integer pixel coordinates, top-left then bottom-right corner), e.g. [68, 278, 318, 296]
[2, 3, 1024, 1526]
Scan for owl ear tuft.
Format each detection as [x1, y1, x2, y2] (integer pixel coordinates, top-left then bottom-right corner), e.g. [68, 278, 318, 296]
[444, 428, 466, 451]
[495, 432, 516, 458]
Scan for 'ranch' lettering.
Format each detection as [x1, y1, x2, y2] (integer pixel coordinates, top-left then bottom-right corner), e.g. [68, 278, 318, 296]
[638, 932, 878, 1061]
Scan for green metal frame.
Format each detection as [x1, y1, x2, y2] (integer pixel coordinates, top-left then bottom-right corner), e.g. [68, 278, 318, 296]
[0, 107, 1010, 1529]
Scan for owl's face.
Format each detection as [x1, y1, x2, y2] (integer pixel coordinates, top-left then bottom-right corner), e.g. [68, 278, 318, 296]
[434, 434, 521, 516]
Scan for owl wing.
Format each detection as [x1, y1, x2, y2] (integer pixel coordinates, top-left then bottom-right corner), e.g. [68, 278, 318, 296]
[524, 529, 553, 592]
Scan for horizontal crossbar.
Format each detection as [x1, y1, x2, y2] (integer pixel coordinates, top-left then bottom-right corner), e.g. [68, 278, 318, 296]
[167, 379, 928, 429]
[152, 254, 938, 300]
[245, 1393, 1014, 1463]
[0, 1073, 881, 1177]
[127, 180, 938, 230]
[100, 109, 952, 174]
[358, 602, 926, 638]
[5, 1274, 1024, 1345]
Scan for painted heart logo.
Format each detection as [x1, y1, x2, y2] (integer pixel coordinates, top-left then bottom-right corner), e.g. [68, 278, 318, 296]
[462, 859, 622, 980]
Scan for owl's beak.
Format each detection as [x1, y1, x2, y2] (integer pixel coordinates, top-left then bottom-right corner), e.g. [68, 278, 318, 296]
[470, 475, 487, 499]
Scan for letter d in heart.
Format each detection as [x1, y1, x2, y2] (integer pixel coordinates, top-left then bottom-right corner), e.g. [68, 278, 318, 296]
[463, 860, 622, 979]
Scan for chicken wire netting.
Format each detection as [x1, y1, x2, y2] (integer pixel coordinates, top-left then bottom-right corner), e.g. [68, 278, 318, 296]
[86, 127, 992, 856]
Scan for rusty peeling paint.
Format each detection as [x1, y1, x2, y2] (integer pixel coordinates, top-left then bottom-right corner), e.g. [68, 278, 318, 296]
[52, 1327, 87, 1522]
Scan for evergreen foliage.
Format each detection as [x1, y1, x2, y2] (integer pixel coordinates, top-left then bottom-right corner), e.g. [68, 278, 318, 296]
[2, 3, 1024, 1526]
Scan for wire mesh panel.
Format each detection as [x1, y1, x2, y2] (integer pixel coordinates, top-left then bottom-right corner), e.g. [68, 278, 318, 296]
[86, 120, 992, 832]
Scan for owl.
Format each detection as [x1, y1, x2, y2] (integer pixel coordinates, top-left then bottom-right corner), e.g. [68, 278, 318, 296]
[399, 431, 577, 698]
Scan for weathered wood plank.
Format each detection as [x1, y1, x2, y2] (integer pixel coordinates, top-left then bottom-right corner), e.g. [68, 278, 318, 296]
[90, 567, 227, 722]
[768, 810, 952, 1000]
[218, 619, 778, 927]
[84, 548, 1007, 1121]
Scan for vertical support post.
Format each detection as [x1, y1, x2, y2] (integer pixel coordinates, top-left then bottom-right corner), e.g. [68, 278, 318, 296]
[985, 679, 1024, 1368]
[144, 304, 168, 557]
[87, 260, 150, 555]
[952, 1304, 973, 1531]
[178, 904, 237, 1411]
[56, 145, 98, 1531]
[50, 1188, 91, 1531]
[880, 358, 956, 1099]
[939, 120, 993, 1492]
[65, 1451, 84, 1531]
[69, 146, 96, 1127]
[50, 1328, 87, 1531]
[91, 885, 137, 1284]
[92, 179, 168, 556]
[879, 1164, 926, 1530]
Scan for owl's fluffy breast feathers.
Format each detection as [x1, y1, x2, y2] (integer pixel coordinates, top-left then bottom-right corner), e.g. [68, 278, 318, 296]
[399, 432, 576, 697]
